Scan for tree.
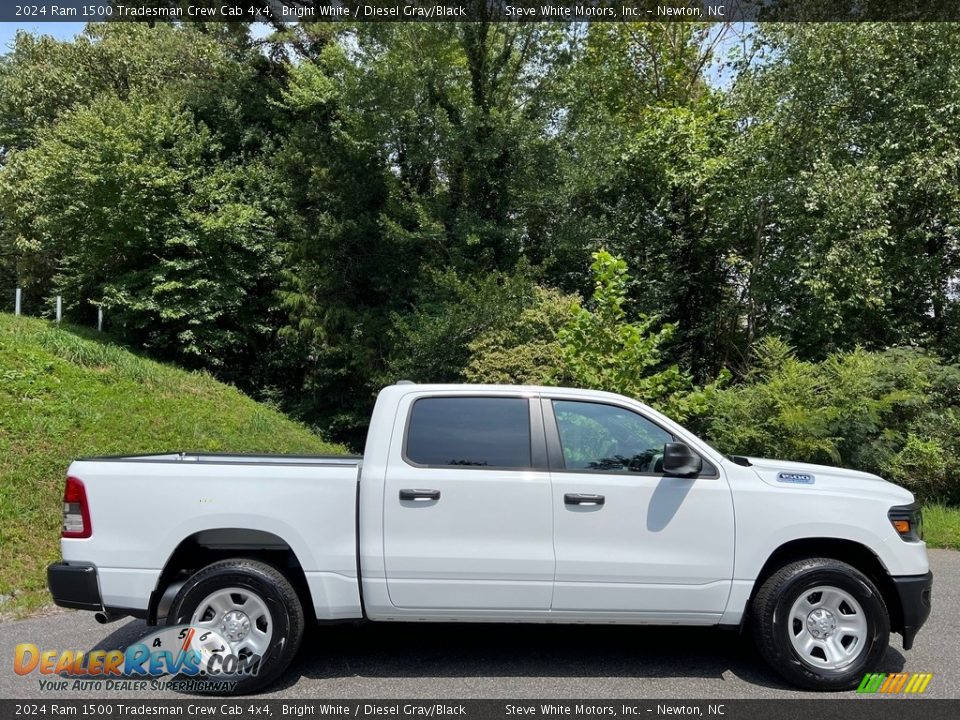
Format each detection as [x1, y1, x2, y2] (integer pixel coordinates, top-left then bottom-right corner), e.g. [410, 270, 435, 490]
[0, 95, 279, 371]
[273, 22, 570, 442]
[557, 250, 697, 418]
[465, 286, 578, 385]
[540, 23, 735, 380]
[0, 24, 255, 154]
[704, 338, 960, 502]
[720, 24, 960, 361]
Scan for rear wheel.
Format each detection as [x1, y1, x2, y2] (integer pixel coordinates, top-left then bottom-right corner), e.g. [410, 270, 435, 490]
[751, 557, 889, 690]
[167, 558, 305, 695]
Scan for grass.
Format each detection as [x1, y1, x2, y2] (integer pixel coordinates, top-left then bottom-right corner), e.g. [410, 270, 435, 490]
[0, 313, 346, 619]
[925, 504, 960, 550]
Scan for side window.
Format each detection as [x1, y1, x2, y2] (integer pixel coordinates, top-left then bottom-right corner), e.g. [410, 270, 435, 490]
[405, 397, 532, 468]
[552, 400, 673, 473]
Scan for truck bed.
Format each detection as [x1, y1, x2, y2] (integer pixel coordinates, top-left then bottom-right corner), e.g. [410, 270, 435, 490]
[76, 451, 362, 466]
[62, 452, 365, 621]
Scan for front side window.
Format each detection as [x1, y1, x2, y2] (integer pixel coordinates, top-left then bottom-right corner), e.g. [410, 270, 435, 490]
[405, 397, 532, 468]
[552, 400, 673, 473]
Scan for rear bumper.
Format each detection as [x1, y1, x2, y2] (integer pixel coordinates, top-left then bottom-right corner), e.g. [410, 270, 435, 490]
[892, 570, 932, 650]
[47, 563, 102, 611]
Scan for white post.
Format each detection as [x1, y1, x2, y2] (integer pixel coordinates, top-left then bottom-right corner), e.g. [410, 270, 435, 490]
[56, 296, 62, 323]
[14, 288, 21, 316]
[97, 307, 103, 332]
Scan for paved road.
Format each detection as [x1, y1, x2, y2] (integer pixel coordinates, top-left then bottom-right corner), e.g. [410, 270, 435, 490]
[2, 550, 957, 700]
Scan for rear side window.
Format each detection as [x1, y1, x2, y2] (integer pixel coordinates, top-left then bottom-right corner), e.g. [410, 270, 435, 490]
[405, 397, 531, 468]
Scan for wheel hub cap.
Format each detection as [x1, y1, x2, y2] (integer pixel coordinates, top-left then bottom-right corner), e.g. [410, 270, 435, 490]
[220, 610, 251, 642]
[805, 608, 838, 639]
[787, 584, 869, 671]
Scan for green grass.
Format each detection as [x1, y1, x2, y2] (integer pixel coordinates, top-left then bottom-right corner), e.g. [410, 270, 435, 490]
[925, 504, 960, 550]
[0, 313, 346, 619]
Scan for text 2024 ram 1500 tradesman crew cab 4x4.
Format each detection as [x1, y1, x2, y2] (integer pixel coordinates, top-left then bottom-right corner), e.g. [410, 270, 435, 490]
[48, 383, 932, 693]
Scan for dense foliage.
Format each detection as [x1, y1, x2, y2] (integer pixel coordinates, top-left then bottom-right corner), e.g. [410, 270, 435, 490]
[2, 22, 959, 500]
[702, 339, 960, 503]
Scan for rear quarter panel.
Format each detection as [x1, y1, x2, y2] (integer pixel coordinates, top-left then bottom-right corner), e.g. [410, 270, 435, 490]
[63, 459, 363, 620]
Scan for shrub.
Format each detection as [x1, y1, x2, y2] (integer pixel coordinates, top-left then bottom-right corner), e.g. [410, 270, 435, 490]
[464, 286, 578, 385]
[704, 338, 960, 502]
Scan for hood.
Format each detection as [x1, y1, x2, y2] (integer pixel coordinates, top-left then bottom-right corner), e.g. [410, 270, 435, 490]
[744, 456, 915, 504]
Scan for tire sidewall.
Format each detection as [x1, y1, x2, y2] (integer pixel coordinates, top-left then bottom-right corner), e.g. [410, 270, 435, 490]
[167, 562, 303, 694]
[770, 565, 889, 689]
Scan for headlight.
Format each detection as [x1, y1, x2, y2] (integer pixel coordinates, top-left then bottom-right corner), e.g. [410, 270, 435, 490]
[889, 502, 923, 542]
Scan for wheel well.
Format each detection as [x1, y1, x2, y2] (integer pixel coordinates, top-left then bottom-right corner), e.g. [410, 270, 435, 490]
[748, 538, 903, 634]
[149, 529, 311, 625]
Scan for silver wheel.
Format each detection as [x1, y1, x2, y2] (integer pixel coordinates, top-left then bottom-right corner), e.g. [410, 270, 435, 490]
[788, 585, 868, 670]
[190, 586, 273, 659]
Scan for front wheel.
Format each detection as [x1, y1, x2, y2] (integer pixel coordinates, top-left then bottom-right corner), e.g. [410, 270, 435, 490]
[751, 557, 890, 690]
[167, 558, 305, 695]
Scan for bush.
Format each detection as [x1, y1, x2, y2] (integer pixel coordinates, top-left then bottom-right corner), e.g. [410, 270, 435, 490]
[465, 250, 724, 421]
[704, 338, 960, 503]
[382, 267, 538, 385]
[465, 286, 578, 385]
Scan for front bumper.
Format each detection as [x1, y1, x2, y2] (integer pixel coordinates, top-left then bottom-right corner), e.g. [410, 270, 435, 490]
[47, 563, 102, 611]
[892, 570, 933, 650]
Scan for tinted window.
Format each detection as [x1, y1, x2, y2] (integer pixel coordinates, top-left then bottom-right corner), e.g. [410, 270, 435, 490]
[406, 397, 532, 468]
[553, 400, 673, 473]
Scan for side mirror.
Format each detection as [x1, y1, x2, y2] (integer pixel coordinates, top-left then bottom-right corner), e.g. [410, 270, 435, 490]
[662, 442, 702, 478]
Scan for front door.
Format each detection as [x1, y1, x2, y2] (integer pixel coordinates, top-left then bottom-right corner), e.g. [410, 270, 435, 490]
[545, 397, 735, 620]
[383, 394, 555, 611]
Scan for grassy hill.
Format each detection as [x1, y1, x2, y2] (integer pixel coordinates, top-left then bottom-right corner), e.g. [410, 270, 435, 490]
[0, 313, 346, 618]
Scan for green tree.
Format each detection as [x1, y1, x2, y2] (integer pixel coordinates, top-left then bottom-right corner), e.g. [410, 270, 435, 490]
[274, 22, 570, 442]
[557, 250, 696, 417]
[465, 286, 579, 385]
[0, 95, 279, 370]
[0, 24, 256, 154]
[540, 23, 735, 379]
[720, 24, 960, 360]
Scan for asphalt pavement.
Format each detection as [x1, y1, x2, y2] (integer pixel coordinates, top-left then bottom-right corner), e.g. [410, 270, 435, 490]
[1, 549, 957, 700]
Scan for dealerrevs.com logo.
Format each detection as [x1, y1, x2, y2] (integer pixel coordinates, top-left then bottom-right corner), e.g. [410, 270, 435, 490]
[857, 672, 933, 695]
[14, 625, 261, 693]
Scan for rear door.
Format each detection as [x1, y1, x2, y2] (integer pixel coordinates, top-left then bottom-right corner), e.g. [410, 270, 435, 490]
[545, 396, 735, 620]
[382, 392, 555, 611]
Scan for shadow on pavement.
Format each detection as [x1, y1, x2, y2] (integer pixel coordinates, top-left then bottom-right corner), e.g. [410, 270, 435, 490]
[70, 616, 908, 695]
[272, 622, 907, 693]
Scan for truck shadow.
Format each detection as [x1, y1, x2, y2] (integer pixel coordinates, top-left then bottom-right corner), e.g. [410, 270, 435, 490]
[277, 622, 907, 693]
[81, 618, 908, 695]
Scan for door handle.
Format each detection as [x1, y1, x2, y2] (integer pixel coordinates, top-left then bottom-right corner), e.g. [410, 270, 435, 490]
[564, 493, 605, 506]
[399, 489, 441, 501]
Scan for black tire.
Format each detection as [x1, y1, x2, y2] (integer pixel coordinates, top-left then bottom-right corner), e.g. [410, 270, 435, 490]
[167, 558, 305, 695]
[751, 557, 889, 691]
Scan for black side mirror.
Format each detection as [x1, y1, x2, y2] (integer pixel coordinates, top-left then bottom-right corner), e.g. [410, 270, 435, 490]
[662, 442, 702, 478]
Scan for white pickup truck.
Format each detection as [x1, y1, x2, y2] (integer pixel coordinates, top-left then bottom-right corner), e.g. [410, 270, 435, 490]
[49, 383, 932, 693]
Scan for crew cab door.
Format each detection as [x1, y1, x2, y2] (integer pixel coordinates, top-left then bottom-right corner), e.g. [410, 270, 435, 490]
[544, 396, 735, 620]
[382, 392, 554, 611]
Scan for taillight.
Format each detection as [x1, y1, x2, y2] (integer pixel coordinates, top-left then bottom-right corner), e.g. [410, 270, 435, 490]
[62, 476, 92, 538]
